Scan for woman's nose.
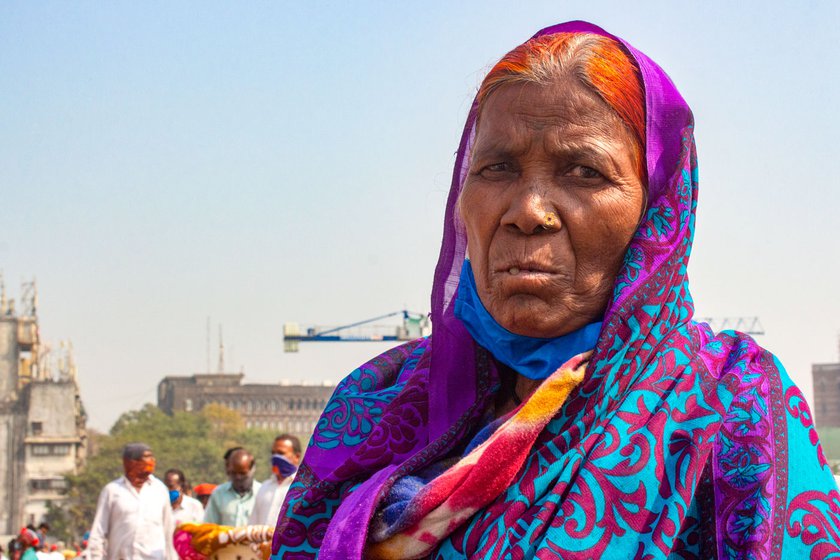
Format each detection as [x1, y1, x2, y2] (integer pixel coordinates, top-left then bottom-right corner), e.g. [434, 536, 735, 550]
[501, 187, 561, 235]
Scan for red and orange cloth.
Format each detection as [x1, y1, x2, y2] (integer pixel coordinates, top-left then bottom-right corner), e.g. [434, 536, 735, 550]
[365, 352, 589, 559]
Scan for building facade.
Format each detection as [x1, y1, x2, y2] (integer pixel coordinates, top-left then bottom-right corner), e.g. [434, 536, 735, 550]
[813, 362, 840, 427]
[157, 373, 335, 437]
[0, 285, 87, 535]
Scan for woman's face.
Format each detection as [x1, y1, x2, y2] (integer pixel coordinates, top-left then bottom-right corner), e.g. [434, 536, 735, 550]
[459, 76, 645, 338]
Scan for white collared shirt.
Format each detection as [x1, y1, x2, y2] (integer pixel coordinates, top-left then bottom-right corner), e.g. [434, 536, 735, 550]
[172, 494, 204, 526]
[247, 476, 292, 526]
[87, 475, 175, 560]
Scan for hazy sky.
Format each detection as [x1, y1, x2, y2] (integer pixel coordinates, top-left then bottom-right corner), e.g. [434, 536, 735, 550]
[1, 1, 838, 431]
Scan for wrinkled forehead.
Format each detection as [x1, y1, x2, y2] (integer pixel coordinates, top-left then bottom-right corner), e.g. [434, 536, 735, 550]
[471, 78, 634, 157]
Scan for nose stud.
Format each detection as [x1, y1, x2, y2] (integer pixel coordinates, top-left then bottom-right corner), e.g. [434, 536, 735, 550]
[541, 212, 559, 231]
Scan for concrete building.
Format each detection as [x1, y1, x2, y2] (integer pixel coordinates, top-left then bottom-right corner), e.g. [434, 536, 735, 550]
[157, 373, 335, 436]
[0, 281, 87, 534]
[813, 362, 840, 427]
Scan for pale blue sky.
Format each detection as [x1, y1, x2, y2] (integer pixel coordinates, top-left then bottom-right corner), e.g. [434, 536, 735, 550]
[1, 1, 838, 430]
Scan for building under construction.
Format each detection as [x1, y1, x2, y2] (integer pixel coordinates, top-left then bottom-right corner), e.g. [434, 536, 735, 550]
[0, 280, 87, 535]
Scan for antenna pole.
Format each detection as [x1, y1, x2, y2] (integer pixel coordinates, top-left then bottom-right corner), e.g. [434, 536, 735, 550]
[217, 325, 225, 373]
[206, 317, 211, 373]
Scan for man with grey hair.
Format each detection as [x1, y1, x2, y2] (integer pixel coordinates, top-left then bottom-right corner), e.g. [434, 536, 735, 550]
[86, 443, 175, 560]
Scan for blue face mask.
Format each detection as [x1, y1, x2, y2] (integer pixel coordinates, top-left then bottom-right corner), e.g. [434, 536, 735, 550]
[272, 454, 297, 478]
[168, 489, 180, 505]
[453, 260, 602, 380]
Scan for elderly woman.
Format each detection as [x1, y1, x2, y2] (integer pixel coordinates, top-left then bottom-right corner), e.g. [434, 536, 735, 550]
[271, 21, 838, 559]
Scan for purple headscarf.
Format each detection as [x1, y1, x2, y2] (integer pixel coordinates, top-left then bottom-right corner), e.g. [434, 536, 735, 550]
[272, 21, 839, 559]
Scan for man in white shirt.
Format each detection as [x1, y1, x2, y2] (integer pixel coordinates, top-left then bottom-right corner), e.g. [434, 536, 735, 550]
[86, 443, 175, 560]
[248, 434, 302, 526]
[163, 469, 204, 526]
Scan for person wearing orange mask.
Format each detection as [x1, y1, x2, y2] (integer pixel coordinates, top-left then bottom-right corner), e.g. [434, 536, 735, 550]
[87, 443, 175, 560]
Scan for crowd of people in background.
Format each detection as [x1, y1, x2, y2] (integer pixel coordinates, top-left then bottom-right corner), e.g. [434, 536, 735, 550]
[6, 434, 302, 560]
[2, 524, 79, 560]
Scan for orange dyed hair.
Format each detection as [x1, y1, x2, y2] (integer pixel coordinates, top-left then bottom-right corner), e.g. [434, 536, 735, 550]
[476, 33, 646, 182]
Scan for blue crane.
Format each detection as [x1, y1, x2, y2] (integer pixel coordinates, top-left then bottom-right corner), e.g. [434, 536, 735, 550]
[283, 310, 430, 352]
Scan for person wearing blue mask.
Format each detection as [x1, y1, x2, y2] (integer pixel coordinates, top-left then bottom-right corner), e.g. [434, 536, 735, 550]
[164, 468, 204, 526]
[248, 435, 301, 526]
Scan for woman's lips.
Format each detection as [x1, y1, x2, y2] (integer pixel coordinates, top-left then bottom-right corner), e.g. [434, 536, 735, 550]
[507, 266, 552, 276]
[495, 262, 558, 276]
[489, 260, 571, 287]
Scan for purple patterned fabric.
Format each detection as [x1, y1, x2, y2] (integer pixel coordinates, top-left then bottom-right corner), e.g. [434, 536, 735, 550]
[271, 21, 839, 559]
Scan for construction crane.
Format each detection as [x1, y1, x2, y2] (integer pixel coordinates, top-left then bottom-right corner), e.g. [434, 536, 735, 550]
[696, 316, 764, 335]
[283, 310, 430, 352]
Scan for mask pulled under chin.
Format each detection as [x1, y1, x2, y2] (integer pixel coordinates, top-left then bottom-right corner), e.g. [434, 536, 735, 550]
[453, 260, 602, 380]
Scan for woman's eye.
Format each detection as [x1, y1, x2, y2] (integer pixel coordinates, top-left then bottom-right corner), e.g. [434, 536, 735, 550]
[485, 163, 509, 173]
[477, 162, 513, 178]
[569, 165, 603, 179]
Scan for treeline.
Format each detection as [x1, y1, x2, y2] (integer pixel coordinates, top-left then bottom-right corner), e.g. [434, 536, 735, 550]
[46, 403, 302, 542]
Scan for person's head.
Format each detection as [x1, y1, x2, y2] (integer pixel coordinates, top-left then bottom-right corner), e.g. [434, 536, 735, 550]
[122, 443, 155, 488]
[163, 468, 189, 492]
[18, 529, 39, 550]
[37, 523, 49, 536]
[163, 468, 188, 507]
[271, 434, 302, 481]
[272, 434, 301, 463]
[459, 32, 646, 338]
[226, 448, 255, 494]
[193, 483, 216, 508]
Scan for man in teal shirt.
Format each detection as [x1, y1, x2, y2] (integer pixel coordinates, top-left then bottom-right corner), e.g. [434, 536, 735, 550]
[203, 448, 262, 526]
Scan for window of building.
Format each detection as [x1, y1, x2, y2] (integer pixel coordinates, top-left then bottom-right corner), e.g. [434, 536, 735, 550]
[54, 444, 71, 455]
[185, 398, 193, 412]
[31, 479, 50, 490]
[31, 422, 43, 436]
[30, 478, 68, 492]
[31, 444, 71, 457]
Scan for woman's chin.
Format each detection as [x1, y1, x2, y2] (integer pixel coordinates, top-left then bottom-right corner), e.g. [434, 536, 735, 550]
[495, 307, 578, 339]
